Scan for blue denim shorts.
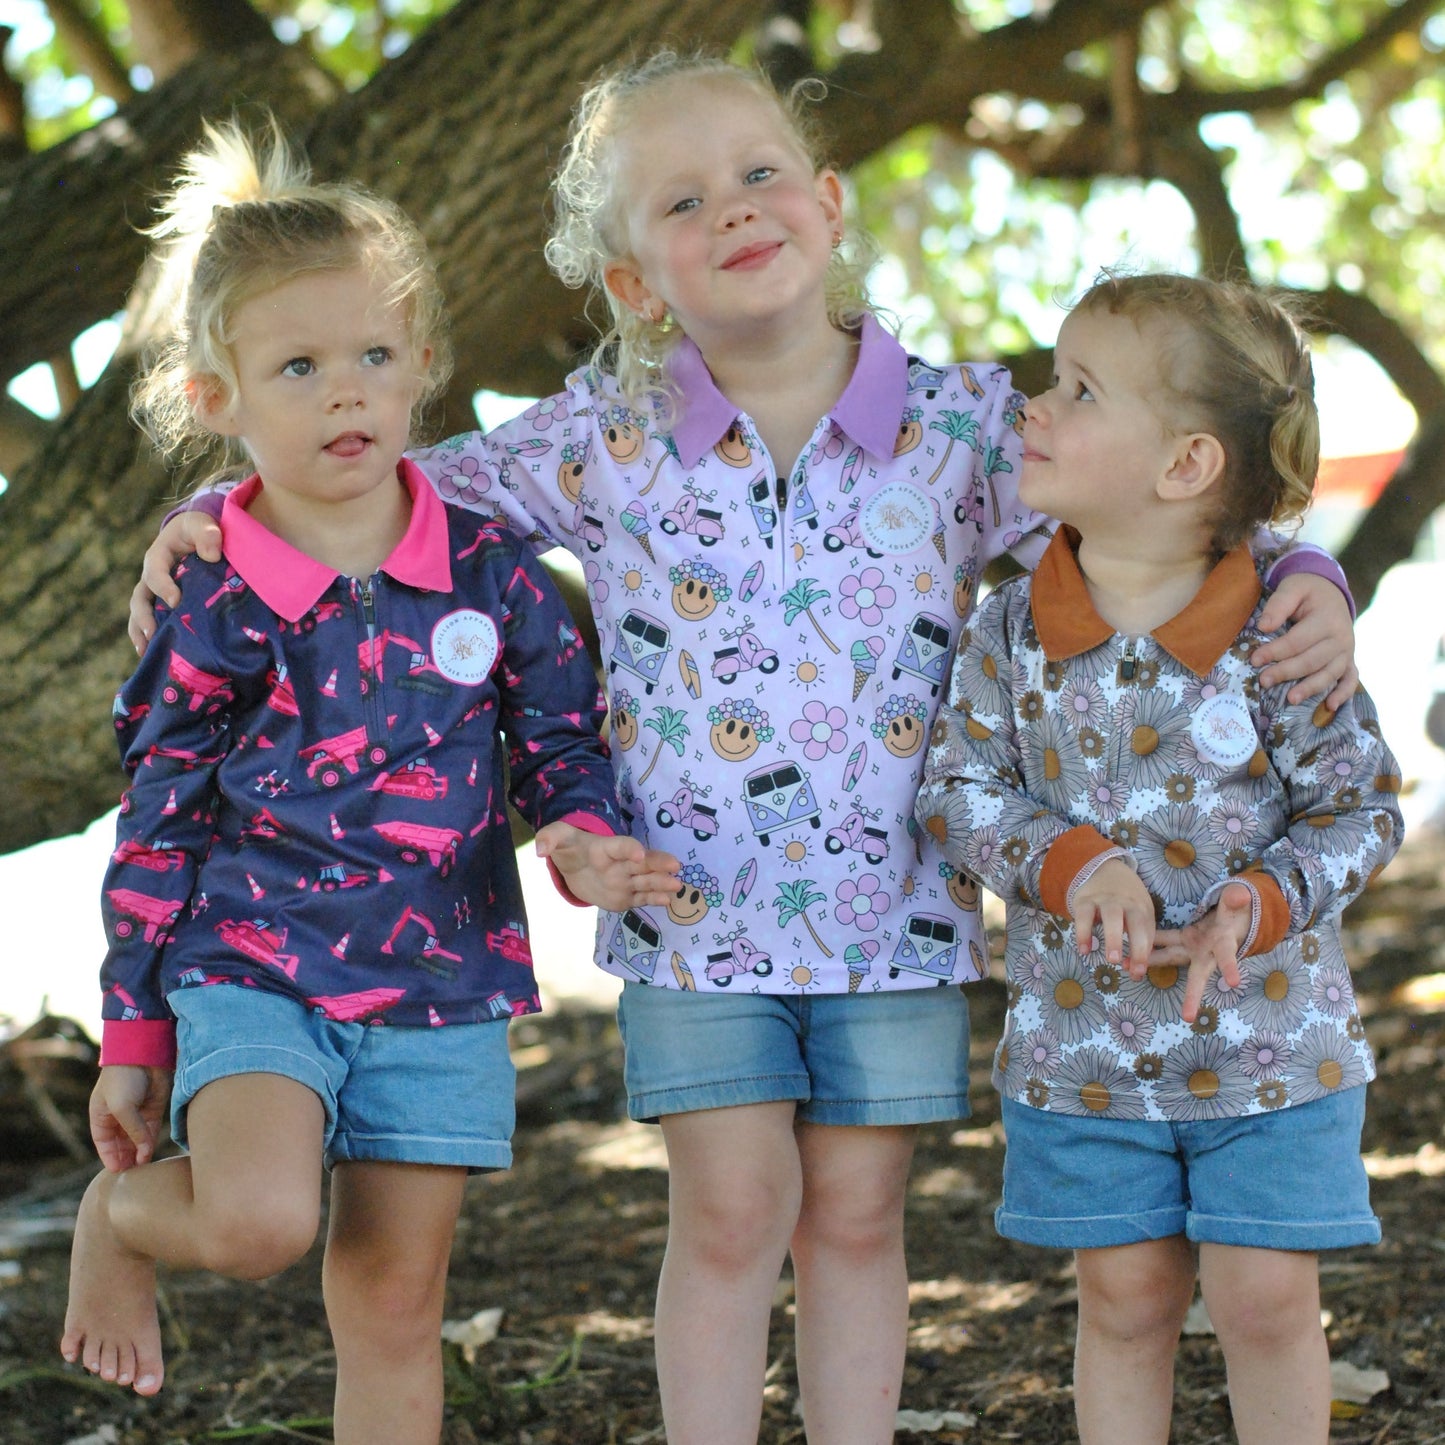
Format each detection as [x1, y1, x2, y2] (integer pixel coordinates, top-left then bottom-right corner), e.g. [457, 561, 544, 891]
[169, 983, 516, 1171]
[996, 1087, 1379, 1252]
[615, 981, 971, 1126]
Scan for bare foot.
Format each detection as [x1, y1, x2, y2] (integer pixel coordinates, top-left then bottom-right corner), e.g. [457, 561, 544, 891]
[61, 1172, 164, 1395]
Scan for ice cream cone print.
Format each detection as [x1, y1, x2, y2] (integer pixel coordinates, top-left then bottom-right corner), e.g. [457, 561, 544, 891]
[853, 668, 868, 701]
[932, 530, 947, 562]
[848, 970, 863, 992]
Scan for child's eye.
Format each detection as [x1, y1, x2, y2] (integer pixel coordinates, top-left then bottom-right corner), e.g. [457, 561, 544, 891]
[362, 346, 393, 367]
[1074, 382, 1095, 402]
[667, 196, 700, 216]
[744, 166, 775, 185]
[280, 357, 314, 377]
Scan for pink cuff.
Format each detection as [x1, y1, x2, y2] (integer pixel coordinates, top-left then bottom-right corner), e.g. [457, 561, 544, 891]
[100, 1018, 177, 1069]
[543, 810, 617, 906]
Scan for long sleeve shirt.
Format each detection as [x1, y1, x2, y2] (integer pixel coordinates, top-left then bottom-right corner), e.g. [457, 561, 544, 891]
[915, 528, 1404, 1121]
[100, 463, 620, 1066]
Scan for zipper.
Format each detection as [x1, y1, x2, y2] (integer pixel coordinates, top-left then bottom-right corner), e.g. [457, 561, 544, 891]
[1118, 640, 1138, 682]
[357, 579, 386, 748]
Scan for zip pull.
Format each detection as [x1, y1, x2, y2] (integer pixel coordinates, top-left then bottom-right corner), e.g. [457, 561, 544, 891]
[1118, 642, 1138, 682]
[359, 581, 376, 626]
[775, 473, 788, 511]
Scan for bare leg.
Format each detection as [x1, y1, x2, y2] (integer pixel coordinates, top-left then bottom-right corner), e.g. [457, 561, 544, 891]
[323, 1161, 467, 1445]
[61, 1074, 325, 1395]
[654, 1102, 802, 1445]
[1199, 1244, 1330, 1445]
[790, 1122, 915, 1445]
[1073, 1235, 1196, 1445]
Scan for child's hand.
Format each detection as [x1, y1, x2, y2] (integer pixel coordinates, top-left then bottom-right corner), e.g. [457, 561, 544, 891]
[534, 820, 680, 913]
[1070, 858, 1156, 972]
[1252, 572, 1358, 710]
[128, 512, 223, 653]
[1150, 882, 1252, 1023]
[89, 1065, 172, 1172]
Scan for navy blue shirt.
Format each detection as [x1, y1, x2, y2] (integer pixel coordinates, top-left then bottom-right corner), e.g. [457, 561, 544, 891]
[101, 464, 619, 1064]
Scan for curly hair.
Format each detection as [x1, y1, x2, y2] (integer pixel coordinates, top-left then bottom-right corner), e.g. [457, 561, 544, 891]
[544, 48, 877, 412]
[130, 115, 452, 485]
[1073, 271, 1319, 553]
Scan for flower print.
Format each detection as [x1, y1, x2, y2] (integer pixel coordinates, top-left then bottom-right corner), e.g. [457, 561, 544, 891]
[1133, 1052, 1163, 1084]
[1093, 961, 1123, 995]
[1190, 1005, 1219, 1035]
[1207, 800, 1259, 850]
[1001, 835, 1030, 867]
[1083, 774, 1127, 823]
[1200, 968, 1246, 1018]
[1310, 963, 1357, 1019]
[1121, 688, 1191, 790]
[1133, 804, 1226, 909]
[837, 567, 896, 626]
[1024, 1078, 1051, 1108]
[1163, 773, 1196, 805]
[435, 453, 491, 503]
[1038, 951, 1110, 1045]
[1017, 1028, 1063, 1078]
[1019, 690, 1045, 724]
[1181, 666, 1233, 711]
[1235, 952, 1311, 1034]
[917, 781, 974, 858]
[1254, 1079, 1289, 1109]
[1078, 727, 1106, 761]
[1237, 1031, 1292, 1079]
[1286, 1023, 1367, 1102]
[1039, 919, 1066, 952]
[1117, 960, 1188, 1024]
[963, 824, 1003, 880]
[1316, 740, 1369, 793]
[996, 1020, 1029, 1098]
[1153, 1035, 1253, 1120]
[1042, 658, 1067, 692]
[583, 558, 608, 604]
[951, 639, 1012, 718]
[1058, 676, 1106, 731]
[1346, 1014, 1367, 1042]
[1132, 656, 1161, 689]
[1049, 1046, 1148, 1118]
[834, 873, 891, 932]
[1020, 713, 1091, 813]
[1107, 999, 1155, 1054]
[1009, 946, 1050, 999]
[1110, 818, 1139, 849]
[790, 700, 849, 761]
[523, 395, 566, 430]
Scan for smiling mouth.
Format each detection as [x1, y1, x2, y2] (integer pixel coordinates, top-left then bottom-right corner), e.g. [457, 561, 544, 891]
[325, 433, 373, 458]
[721, 240, 782, 270]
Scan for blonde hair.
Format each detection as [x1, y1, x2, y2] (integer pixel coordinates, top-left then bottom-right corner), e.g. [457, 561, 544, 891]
[1075, 271, 1318, 553]
[544, 48, 876, 411]
[131, 115, 452, 483]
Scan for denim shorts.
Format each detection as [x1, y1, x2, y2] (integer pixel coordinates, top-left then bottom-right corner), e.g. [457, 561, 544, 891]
[169, 983, 516, 1171]
[615, 980, 972, 1126]
[996, 1087, 1379, 1252]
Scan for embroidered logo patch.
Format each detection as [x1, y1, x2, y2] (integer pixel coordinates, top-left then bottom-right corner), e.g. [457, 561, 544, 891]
[430, 609, 499, 685]
[859, 482, 934, 555]
[1190, 692, 1257, 768]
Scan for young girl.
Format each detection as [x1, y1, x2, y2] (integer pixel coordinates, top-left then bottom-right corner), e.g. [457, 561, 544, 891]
[915, 273, 1404, 1445]
[61, 120, 678, 1444]
[132, 58, 1359, 1443]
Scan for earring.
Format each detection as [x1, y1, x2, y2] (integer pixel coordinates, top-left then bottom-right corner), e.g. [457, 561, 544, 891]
[831, 231, 843, 250]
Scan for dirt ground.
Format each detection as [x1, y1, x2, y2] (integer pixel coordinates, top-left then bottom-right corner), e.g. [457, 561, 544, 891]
[3, 824, 1443, 1445]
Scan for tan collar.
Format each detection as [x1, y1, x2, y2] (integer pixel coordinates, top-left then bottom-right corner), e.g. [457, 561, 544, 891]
[1030, 527, 1262, 676]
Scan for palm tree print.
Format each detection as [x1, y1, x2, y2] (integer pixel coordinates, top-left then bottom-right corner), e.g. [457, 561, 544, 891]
[782, 578, 839, 653]
[982, 438, 1013, 527]
[636, 706, 690, 787]
[774, 879, 834, 959]
[924, 409, 980, 488]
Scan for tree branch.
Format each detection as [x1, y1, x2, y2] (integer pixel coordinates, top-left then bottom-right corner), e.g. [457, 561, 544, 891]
[36, 1, 134, 103]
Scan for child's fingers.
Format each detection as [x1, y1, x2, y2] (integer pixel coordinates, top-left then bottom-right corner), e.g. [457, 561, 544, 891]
[140, 552, 184, 609]
[128, 581, 159, 653]
[1323, 664, 1360, 713]
[1254, 634, 1332, 687]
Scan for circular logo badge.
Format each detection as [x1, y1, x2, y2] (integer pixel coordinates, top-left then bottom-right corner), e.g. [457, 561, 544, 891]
[430, 609, 499, 685]
[859, 482, 934, 555]
[1190, 692, 1257, 768]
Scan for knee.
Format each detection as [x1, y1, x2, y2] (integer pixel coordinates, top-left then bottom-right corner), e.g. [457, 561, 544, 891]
[1079, 1272, 1192, 1345]
[327, 1256, 448, 1349]
[793, 1176, 905, 1263]
[1204, 1280, 1320, 1353]
[197, 1196, 319, 1280]
[674, 1171, 800, 1273]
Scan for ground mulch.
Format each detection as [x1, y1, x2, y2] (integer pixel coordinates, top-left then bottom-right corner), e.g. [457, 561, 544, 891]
[2, 828, 1443, 1444]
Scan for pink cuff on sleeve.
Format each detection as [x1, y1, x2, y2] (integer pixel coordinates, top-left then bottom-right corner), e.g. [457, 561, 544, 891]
[543, 810, 618, 907]
[100, 1018, 177, 1069]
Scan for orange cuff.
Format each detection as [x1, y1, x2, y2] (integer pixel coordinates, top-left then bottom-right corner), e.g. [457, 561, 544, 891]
[1235, 869, 1291, 955]
[1040, 825, 1119, 918]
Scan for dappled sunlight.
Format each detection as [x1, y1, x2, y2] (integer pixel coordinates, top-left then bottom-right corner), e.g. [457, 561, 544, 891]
[1362, 1142, 1445, 1179]
[552, 1119, 669, 1173]
[572, 1309, 654, 1342]
[909, 1276, 1042, 1312]
[1389, 973, 1445, 1012]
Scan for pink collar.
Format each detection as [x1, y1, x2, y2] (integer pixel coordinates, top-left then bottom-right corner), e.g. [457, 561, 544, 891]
[219, 459, 453, 621]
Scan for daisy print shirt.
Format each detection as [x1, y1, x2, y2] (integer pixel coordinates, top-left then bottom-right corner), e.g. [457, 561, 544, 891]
[915, 528, 1404, 1121]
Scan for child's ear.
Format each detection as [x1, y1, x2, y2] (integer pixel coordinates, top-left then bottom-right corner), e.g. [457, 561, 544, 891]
[1159, 432, 1226, 502]
[190, 375, 241, 437]
[815, 168, 844, 234]
[604, 259, 664, 323]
